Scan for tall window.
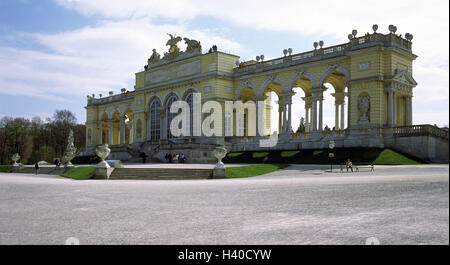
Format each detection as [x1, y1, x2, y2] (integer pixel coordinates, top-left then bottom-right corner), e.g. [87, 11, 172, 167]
[150, 100, 161, 140]
[87, 129, 92, 145]
[166, 96, 178, 138]
[185, 93, 194, 137]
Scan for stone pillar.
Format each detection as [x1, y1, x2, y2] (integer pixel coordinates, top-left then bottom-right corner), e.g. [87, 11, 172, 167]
[393, 92, 397, 126]
[288, 102, 292, 132]
[120, 118, 125, 145]
[282, 102, 287, 132]
[386, 88, 394, 127]
[318, 95, 323, 131]
[340, 103, 345, 129]
[305, 107, 310, 132]
[107, 121, 113, 145]
[312, 96, 318, 131]
[335, 104, 340, 130]
[278, 105, 283, 133]
[405, 96, 412, 125]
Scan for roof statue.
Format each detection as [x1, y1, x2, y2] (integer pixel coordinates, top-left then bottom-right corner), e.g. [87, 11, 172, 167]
[183, 37, 202, 54]
[163, 33, 182, 60]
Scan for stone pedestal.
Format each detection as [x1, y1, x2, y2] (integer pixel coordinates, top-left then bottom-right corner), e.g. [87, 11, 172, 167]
[94, 167, 115, 179]
[212, 168, 226, 179]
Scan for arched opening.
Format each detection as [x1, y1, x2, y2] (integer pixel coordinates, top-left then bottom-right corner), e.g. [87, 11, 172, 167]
[263, 83, 282, 134]
[237, 87, 256, 136]
[123, 109, 133, 144]
[112, 110, 121, 145]
[184, 92, 194, 137]
[100, 113, 109, 145]
[149, 99, 161, 140]
[290, 75, 313, 133]
[165, 94, 178, 139]
[321, 71, 348, 131]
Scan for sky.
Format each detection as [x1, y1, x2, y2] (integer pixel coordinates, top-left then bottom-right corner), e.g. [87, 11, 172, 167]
[0, 0, 448, 130]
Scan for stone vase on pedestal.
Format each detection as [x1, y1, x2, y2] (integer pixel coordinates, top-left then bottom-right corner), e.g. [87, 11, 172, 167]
[94, 144, 114, 179]
[213, 145, 227, 178]
[11, 153, 20, 167]
[96, 144, 111, 168]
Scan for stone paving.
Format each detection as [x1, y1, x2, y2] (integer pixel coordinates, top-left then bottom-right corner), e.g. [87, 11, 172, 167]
[0, 164, 448, 245]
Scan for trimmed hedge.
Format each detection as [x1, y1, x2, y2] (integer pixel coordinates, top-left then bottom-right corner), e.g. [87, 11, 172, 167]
[0, 165, 12, 173]
[71, 155, 101, 165]
[223, 148, 422, 165]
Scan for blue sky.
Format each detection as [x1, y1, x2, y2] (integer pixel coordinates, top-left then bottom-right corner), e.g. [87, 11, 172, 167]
[0, 0, 448, 128]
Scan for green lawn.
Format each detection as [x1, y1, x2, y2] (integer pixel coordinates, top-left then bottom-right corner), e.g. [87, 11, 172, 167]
[373, 149, 420, 165]
[60, 166, 95, 180]
[0, 165, 12, 173]
[227, 152, 243, 158]
[226, 164, 289, 178]
[281, 150, 300, 157]
[252, 152, 269, 158]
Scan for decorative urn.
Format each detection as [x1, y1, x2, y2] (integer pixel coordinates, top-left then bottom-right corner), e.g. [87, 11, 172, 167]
[95, 144, 111, 168]
[213, 145, 227, 169]
[11, 153, 20, 167]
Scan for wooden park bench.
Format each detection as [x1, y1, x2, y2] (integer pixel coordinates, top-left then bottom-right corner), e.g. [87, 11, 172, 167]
[339, 163, 375, 172]
[355, 164, 375, 172]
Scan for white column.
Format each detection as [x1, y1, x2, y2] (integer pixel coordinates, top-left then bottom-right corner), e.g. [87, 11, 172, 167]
[282, 103, 287, 132]
[288, 102, 292, 132]
[312, 97, 317, 131]
[335, 104, 339, 130]
[318, 96, 323, 131]
[278, 105, 282, 133]
[340, 103, 345, 129]
[305, 107, 310, 132]
[120, 119, 125, 145]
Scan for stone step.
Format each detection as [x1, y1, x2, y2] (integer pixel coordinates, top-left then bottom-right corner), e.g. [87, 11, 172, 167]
[11, 166, 69, 175]
[108, 168, 213, 179]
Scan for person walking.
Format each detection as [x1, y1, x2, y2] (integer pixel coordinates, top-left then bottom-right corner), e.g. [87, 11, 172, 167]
[346, 159, 353, 172]
[34, 162, 39, 175]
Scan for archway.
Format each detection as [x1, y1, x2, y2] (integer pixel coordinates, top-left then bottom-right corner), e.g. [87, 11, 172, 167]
[320, 70, 348, 131]
[100, 112, 109, 145]
[165, 94, 178, 139]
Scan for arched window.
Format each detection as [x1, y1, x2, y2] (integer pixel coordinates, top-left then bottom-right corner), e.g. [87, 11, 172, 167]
[185, 93, 194, 137]
[87, 128, 92, 145]
[136, 119, 142, 139]
[150, 100, 161, 140]
[166, 96, 178, 138]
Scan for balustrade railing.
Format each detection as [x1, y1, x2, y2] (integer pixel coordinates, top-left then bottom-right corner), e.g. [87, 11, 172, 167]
[234, 33, 412, 74]
[393, 125, 449, 140]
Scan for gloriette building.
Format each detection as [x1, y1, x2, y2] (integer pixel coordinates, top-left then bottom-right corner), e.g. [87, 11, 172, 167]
[85, 27, 449, 163]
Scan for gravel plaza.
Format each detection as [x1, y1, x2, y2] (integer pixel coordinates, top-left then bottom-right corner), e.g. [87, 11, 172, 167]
[0, 164, 448, 245]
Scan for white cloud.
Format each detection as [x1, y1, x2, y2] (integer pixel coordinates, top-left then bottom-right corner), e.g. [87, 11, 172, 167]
[0, 19, 246, 105]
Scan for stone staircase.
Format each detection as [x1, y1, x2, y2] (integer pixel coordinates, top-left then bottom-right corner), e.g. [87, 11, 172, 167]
[12, 166, 69, 175]
[105, 167, 214, 180]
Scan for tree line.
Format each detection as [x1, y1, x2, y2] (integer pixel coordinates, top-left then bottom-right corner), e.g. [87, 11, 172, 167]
[0, 110, 85, 165]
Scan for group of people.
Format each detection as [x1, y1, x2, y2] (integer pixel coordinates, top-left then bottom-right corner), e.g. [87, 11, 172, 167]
[165, 153, 186, 163]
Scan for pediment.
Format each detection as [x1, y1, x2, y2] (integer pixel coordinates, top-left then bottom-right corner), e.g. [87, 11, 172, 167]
[392, 69, 417, 87]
